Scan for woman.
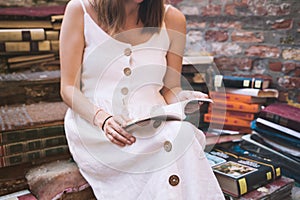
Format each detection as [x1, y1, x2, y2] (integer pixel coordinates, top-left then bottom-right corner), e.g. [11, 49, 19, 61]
[60, 0, 224, 199]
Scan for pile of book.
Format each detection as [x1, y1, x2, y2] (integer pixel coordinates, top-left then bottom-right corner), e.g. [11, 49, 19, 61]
[205, 142, 296, 199]
[0, 5, 72, 197]
[203, 75, 279, 145]
[244, 103, 300, 184]
[0, 5, 65, 73]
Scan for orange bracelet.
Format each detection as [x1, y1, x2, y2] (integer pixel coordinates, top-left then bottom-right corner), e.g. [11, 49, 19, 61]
[93, 108, 103, 126]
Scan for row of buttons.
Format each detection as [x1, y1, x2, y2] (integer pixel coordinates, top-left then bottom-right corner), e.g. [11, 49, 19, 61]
[122, 47, 179, 187]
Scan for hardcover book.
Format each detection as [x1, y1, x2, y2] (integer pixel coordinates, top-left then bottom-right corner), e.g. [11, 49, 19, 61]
[205, 148, 281, 197]
[214, 75, 270, 90]
[204, 113, 251, 128]
[259, 103, 300, 132]
[209, 91, 267, 104]
[225, 88, 279, 98]
[211, 100, 261, 113]
[0, 29, 45, 42]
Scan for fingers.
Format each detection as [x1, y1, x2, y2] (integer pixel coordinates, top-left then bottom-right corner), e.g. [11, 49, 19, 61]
[103, 116, 136, 147]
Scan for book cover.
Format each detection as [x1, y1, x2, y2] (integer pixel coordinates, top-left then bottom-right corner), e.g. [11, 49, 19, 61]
[259, 103, 300, 132]
[209, 91, 267, 104]
[124, 98, 213, 130]
[225, 88, 279, 98]
[0, 40, 59, 53]
[206, 148, 282, 197]
[214, 75, 270, 90]
[208, 106, 255, 121]
[224, 176, 294, 200]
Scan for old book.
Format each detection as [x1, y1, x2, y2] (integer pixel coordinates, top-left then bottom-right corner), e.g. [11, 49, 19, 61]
[0, 70, 61, 105]
[209, 91, 267, 104]
[208, 106, 255, 121]
[0, 135, 67, 157]
[124, 98, 213, 130]
[0, 20, 53, 29]
[225, 88, 279, 98]
[205, 148, 281, 197]
[45, 30, 60, 40]
[214, 75, 270, 90]
[205, 132, 244, 146]
[0, 101, 68, 133]
[224, 176, 295, 200]
[0, 40, 59, 53]
[8, 57, 56, 70]
[0, 145, 70, 168]
[256, 118, 300, 140]
[0, 29, 45, 42]
[7, 53, 55, 63]
[212, 100, 262, 113]
[204, 113, 251, 128]
[259, 103, 300, 132]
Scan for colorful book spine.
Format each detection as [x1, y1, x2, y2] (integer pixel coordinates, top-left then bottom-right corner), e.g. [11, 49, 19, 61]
[0, 145, 69, 168]
[0, 135, 67, 157]
[214, 75, 270, 89]
[204, 113, 251, 128]
[0, 40, 59, 53]
[208, 106, 255, 121]
[209, 91, 266, 104]
[212, 100, 261, 113]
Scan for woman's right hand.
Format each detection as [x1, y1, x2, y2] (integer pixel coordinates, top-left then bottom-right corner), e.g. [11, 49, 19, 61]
[98, 114, 136, 147]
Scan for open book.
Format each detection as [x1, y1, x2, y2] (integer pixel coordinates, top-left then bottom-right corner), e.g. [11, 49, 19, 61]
[124, 98, 213, 130]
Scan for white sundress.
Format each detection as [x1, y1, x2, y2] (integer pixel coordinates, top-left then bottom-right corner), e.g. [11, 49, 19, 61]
[64, 0, 225, 199]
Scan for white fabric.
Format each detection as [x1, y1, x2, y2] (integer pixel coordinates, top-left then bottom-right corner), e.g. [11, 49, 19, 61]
[64, 1, 225, 199]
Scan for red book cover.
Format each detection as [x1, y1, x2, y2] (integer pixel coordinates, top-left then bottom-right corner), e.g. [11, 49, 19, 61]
[0, 5, 66, 19]
[259, 103, 300, 132]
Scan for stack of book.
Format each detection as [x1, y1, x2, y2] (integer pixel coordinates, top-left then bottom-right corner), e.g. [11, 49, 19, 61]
[0, 5, 65, 72]
[203, 75, 279, 138]
[205, 142, 295, 199]
[247, 103, 300, 183]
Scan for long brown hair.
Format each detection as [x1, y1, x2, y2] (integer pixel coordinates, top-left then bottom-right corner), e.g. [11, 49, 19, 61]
[93, 0, 165, 35]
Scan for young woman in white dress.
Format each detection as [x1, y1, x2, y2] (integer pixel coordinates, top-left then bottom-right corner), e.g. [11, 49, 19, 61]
[60, 0, 225, 199]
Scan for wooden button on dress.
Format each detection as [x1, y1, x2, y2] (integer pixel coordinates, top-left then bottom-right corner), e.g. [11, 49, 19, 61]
[164, 141, 172, 152]
[121, 87, 129, 95]
[153, 120, 162, 128]
[123, 67, 131, 76]
[124, 48, 132, 56]
[169, 175, 180, 186]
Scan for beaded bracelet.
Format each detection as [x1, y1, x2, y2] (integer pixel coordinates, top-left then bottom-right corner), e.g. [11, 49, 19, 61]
[102, 115, 113, 131]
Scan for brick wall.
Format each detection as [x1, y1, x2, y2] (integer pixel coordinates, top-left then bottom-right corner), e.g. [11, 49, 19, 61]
[174, 0, 300, 104]
[1, 0, 299, 104]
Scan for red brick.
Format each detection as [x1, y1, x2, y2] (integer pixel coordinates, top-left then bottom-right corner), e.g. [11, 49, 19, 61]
[272, 19, 293, 30]
[214, 57, 252, 71]
[295, 68, 300, 77]
[205, 30, 228, 42]
[209, 22, 242, 29]
[266, 3, 291, 16]
[212, 43, 242, 56]
[202, 5, 222, 16]
[277, 76, 299, 89]
[283, 62, 296, 73]
[245, 45, 280, 58]
[187, 21, 206, 29]
[269, 61, 282, 72]
[231, 31, 264, 43]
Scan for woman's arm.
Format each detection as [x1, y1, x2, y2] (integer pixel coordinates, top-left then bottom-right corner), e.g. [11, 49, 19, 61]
[161, 6, 208, 104]
[60, 0, 111, 127]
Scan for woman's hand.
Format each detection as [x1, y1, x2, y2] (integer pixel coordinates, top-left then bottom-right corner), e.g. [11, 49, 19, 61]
[102, 115, 136, 147]
[177, 90, 209, 114]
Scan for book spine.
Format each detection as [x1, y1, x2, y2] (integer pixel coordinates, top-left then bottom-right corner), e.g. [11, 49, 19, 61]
[204, 113, 251, 128]
[0, 40, 59, 53]
[0, 125, 65, 145]
[212, 100, 261, 113]
[208, 106, 255, 121]
[0, 145, 69, 168]
[0, 29, 45, 42]
[45, 30, 60, 40]
[210, 91, 252, 103]
[0, 135, 67, 157]
[259, 110, 300, 132]
[214, 75, 266, 89]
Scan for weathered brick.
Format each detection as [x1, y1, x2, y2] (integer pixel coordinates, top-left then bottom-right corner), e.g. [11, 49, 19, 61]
[214, 57, 252, 71]
[266, 3, 291, 16]
[231, 31, 264, 43]
[278, 91, 289, 102]
[295, 68, 300, 77]
[269, 61, 282, 72]
[212, 43, 242, 56]
[201, 5, 222, 16]
[282, 49, 300, 61]
[187, 21, 206, 29]
[179, 6, 200, 16]
[283, 62, 296, 74]
[271, 19, 293, 30]
[277, 76, 299, 89]
[245, 45, 280, 58]
[209, 22, 242, 30]
[205, 30, 228, 42]
[247, 0, 268, 16]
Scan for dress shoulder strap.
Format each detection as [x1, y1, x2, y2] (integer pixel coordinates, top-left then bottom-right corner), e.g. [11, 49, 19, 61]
[79, 0, 87, 14]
